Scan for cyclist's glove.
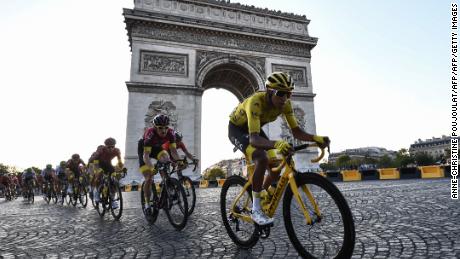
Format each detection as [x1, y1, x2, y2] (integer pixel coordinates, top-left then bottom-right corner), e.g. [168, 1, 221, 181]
[312, 135, 330, 149]
[274, 140, 292, 156]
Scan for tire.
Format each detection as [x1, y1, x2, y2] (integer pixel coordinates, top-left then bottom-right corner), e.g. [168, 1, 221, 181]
[180, 176, 196, 216]
[70, 184, 78, 207]
[140, 181, 159, 223]
[52, 190, 58, 204]
[43, 187, 51, 204]
[110, 182, 123, 220]
[164, 178, 188, 230]
[28, 189, 34, 204]
[79, 185, 88, 208]
[96, 185, 108, 217]
[220, 175, 259, 248]
[283, 173, 355, 259]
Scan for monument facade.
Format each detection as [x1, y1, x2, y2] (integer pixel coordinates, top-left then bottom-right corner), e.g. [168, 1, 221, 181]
[123, 0, 319, 182]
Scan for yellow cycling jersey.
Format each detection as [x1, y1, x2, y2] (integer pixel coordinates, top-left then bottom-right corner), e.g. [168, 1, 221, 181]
[229, 91, 299, 134]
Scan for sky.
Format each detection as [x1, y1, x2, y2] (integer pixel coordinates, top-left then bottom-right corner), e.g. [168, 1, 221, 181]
[0, 0, 450, 171]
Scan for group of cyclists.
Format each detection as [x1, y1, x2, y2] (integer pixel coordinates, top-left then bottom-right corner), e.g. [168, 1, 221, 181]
[0, 138, 124, 208]
[2, 71, 330, 228]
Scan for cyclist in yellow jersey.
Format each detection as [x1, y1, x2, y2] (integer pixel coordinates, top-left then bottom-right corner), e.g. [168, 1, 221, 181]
[228, 71, 330, 226]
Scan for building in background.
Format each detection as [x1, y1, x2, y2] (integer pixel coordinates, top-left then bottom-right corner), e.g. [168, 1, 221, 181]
[328, 147, 397, 164]
[409, 135, 450, 160]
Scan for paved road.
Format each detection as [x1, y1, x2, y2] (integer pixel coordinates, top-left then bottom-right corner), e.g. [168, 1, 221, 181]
[0, 178, 459, 258]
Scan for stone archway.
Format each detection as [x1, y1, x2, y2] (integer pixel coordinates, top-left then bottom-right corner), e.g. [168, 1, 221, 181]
[123, 0, 319, 183]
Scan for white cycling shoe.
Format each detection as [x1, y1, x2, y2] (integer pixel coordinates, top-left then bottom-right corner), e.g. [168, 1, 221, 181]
[251, 209, 274, 225]
[111, 201, 118, 209]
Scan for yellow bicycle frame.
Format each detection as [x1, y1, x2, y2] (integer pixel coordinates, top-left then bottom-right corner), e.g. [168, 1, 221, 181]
[230, 145, 324, 225]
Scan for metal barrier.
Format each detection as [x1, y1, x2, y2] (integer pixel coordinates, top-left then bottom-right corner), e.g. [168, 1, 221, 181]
[419, 166, 445, 179]
[341, 170, 361, 182]
[378, 168, 400, 180]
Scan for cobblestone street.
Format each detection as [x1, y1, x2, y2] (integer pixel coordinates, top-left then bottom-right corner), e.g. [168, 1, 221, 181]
[0, 178, 459, 258]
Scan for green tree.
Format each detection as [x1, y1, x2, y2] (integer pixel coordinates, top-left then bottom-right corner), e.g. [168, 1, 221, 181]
[335, 155, 351, 169]
[377, 155, 395, 168]
[319, 162, 337, 171]
[0, 163, 9, 174]
[394, 148, 415, 168]
[414, 152, 435, 166]
[203, 166, 226, 181]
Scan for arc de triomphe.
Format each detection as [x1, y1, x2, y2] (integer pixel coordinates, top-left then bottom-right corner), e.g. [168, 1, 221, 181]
[123, 0, 319, 183]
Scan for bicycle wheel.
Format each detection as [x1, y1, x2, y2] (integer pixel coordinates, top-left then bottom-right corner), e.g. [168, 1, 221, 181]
[96, 186, 108, 217]
[52, 189, 58, 204]
[43, 187, 50, 204]
[220, 175, 259, 248]
[70, 185, 78, 207]
[110, 182, 123, 220]
[164, 178, 188, 230]
[283, 173, 355, 259]
[28, 189, 34, 204]
[79, 184, 88, 208]
[180, 176, 196, 216]
[140, 181, 160, 223]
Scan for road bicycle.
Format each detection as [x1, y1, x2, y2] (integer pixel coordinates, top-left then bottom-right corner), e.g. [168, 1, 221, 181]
[141, 160, 189, 230]
[171, 157, 199, 216]
[42, 178, 58, 204]
[69, 175, 88, 208]
[23, 179, 35, 204]
[95, 167, 126, 220]
[220, 143, 355, 258]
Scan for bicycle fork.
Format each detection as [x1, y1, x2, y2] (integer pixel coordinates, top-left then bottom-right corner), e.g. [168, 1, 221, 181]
[288, 173, 322, 225]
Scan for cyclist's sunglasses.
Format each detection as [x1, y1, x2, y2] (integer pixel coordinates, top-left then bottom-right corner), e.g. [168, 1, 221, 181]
[274, 90, 292, 98]
[107, 145, 115, 149]
[155, 126, 168, 130]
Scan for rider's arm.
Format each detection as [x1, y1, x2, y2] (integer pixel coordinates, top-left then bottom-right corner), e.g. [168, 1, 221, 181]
[179, 143, 195, 160]
[291, 127, 316, 142]
[169, 143, 181, 161]
[115, 148, 123, 166]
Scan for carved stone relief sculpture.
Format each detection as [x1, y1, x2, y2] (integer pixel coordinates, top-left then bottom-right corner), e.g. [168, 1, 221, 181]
[145, 100, 178, 128]
[280, 105, 307, 147]
[140, 50, 188, 77]
[272, 64, 307, 87]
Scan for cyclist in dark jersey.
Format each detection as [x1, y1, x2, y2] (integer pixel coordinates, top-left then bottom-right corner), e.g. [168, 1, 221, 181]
[138, 114, 183, 214]
[91, 138, 123, 208]
[65, 154, 86, 194]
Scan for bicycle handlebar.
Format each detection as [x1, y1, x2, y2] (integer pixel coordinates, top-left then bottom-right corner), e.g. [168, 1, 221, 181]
[292, 143, 327, 163]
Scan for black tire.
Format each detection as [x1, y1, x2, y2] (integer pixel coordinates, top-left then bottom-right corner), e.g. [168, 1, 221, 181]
[140, 181, 159, 223]
[79, 185, 88, 208]
[28, 189, 34, 204]
[52, 189, 58, 204]
[180, 176, 196, 216]
[283, 173, 355, 259]
[43, 187, 51, 204]
[164, 178, 188, 230]
[70, 184, 78, 207]
[110, 182, 123, 220]
[96, 185, 108, 217]
[220, 175, 259, 248]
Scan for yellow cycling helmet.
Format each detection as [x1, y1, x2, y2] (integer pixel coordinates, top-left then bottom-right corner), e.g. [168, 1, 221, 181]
[265, 71, 295, 91]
